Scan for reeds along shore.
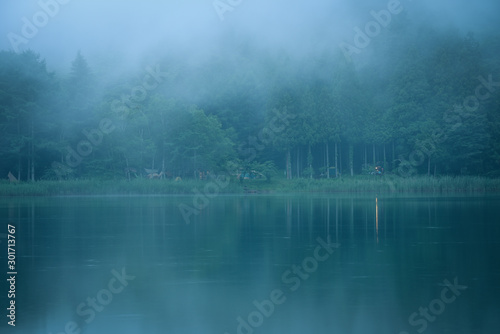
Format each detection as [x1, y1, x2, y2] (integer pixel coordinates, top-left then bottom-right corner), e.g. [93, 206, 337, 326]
[275, 175, 500, 193]
[1, 175, 500, 196]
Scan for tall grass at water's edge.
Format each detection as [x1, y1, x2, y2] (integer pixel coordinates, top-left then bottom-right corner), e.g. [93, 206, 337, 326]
[0, 178, 241, 196]
[0, 176, 499, 196]
[276, 175, 500, 193]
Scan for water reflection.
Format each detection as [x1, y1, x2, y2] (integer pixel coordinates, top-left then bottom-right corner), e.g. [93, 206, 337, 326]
[0, 195, 499, 334]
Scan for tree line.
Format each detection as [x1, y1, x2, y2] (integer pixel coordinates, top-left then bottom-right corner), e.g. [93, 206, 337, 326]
[1, 24, 499, 181]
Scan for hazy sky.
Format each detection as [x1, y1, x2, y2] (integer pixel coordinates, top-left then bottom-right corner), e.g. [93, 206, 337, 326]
[1, 0, 499, 71]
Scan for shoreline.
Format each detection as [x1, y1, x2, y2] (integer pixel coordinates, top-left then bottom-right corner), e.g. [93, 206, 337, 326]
[1, 175, 500, 197]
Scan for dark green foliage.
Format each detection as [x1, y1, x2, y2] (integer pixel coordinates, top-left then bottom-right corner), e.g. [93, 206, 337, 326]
[1, 22, 499, 183]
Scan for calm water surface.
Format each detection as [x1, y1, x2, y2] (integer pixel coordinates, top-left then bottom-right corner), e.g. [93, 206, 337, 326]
[1, 194, 499, 334]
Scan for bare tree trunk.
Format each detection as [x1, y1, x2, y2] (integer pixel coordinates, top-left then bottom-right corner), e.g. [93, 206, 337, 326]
[17, 156, 21, 181]
[296, 146, 300, 178]
[162, 155, 165, 179]
[349, 143, 354, 176]
[126, 157, 130, 181]
[364, 145, 367, 171]
[392, 140, 395, 171]
[383, 144, 386, 171]
[308, 144, 313, 179]
[31, 122, 35, 181]
[339, 143, 342, 177]
[326, 142, 330, 179]
[31, 157, 34, 181]
[286, 149, 292, 179]
[427, 156, 431, 176]
[335, 142, 338, 178]
[372, 143, 376, 165]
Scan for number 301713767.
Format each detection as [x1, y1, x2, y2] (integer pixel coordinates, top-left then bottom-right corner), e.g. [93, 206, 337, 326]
[7, 225, 15, 271]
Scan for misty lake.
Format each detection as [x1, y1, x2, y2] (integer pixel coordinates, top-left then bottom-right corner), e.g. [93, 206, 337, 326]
[2, 194, 499, 334]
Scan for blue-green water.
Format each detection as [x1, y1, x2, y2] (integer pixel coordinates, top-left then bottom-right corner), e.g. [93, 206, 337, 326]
[1, 194, 499, 334]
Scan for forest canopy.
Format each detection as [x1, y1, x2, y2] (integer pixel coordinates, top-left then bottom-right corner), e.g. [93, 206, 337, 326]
[1, 10, 499, 181]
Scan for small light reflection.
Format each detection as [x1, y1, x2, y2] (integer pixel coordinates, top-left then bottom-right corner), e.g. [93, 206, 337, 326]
[376, 197, 379, 244]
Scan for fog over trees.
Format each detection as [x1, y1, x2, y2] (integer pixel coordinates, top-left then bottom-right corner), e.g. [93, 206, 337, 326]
[1, 0, 499, 180]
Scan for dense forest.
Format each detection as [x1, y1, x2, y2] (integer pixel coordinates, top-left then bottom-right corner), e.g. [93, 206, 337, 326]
[1, 17, 500, 182]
